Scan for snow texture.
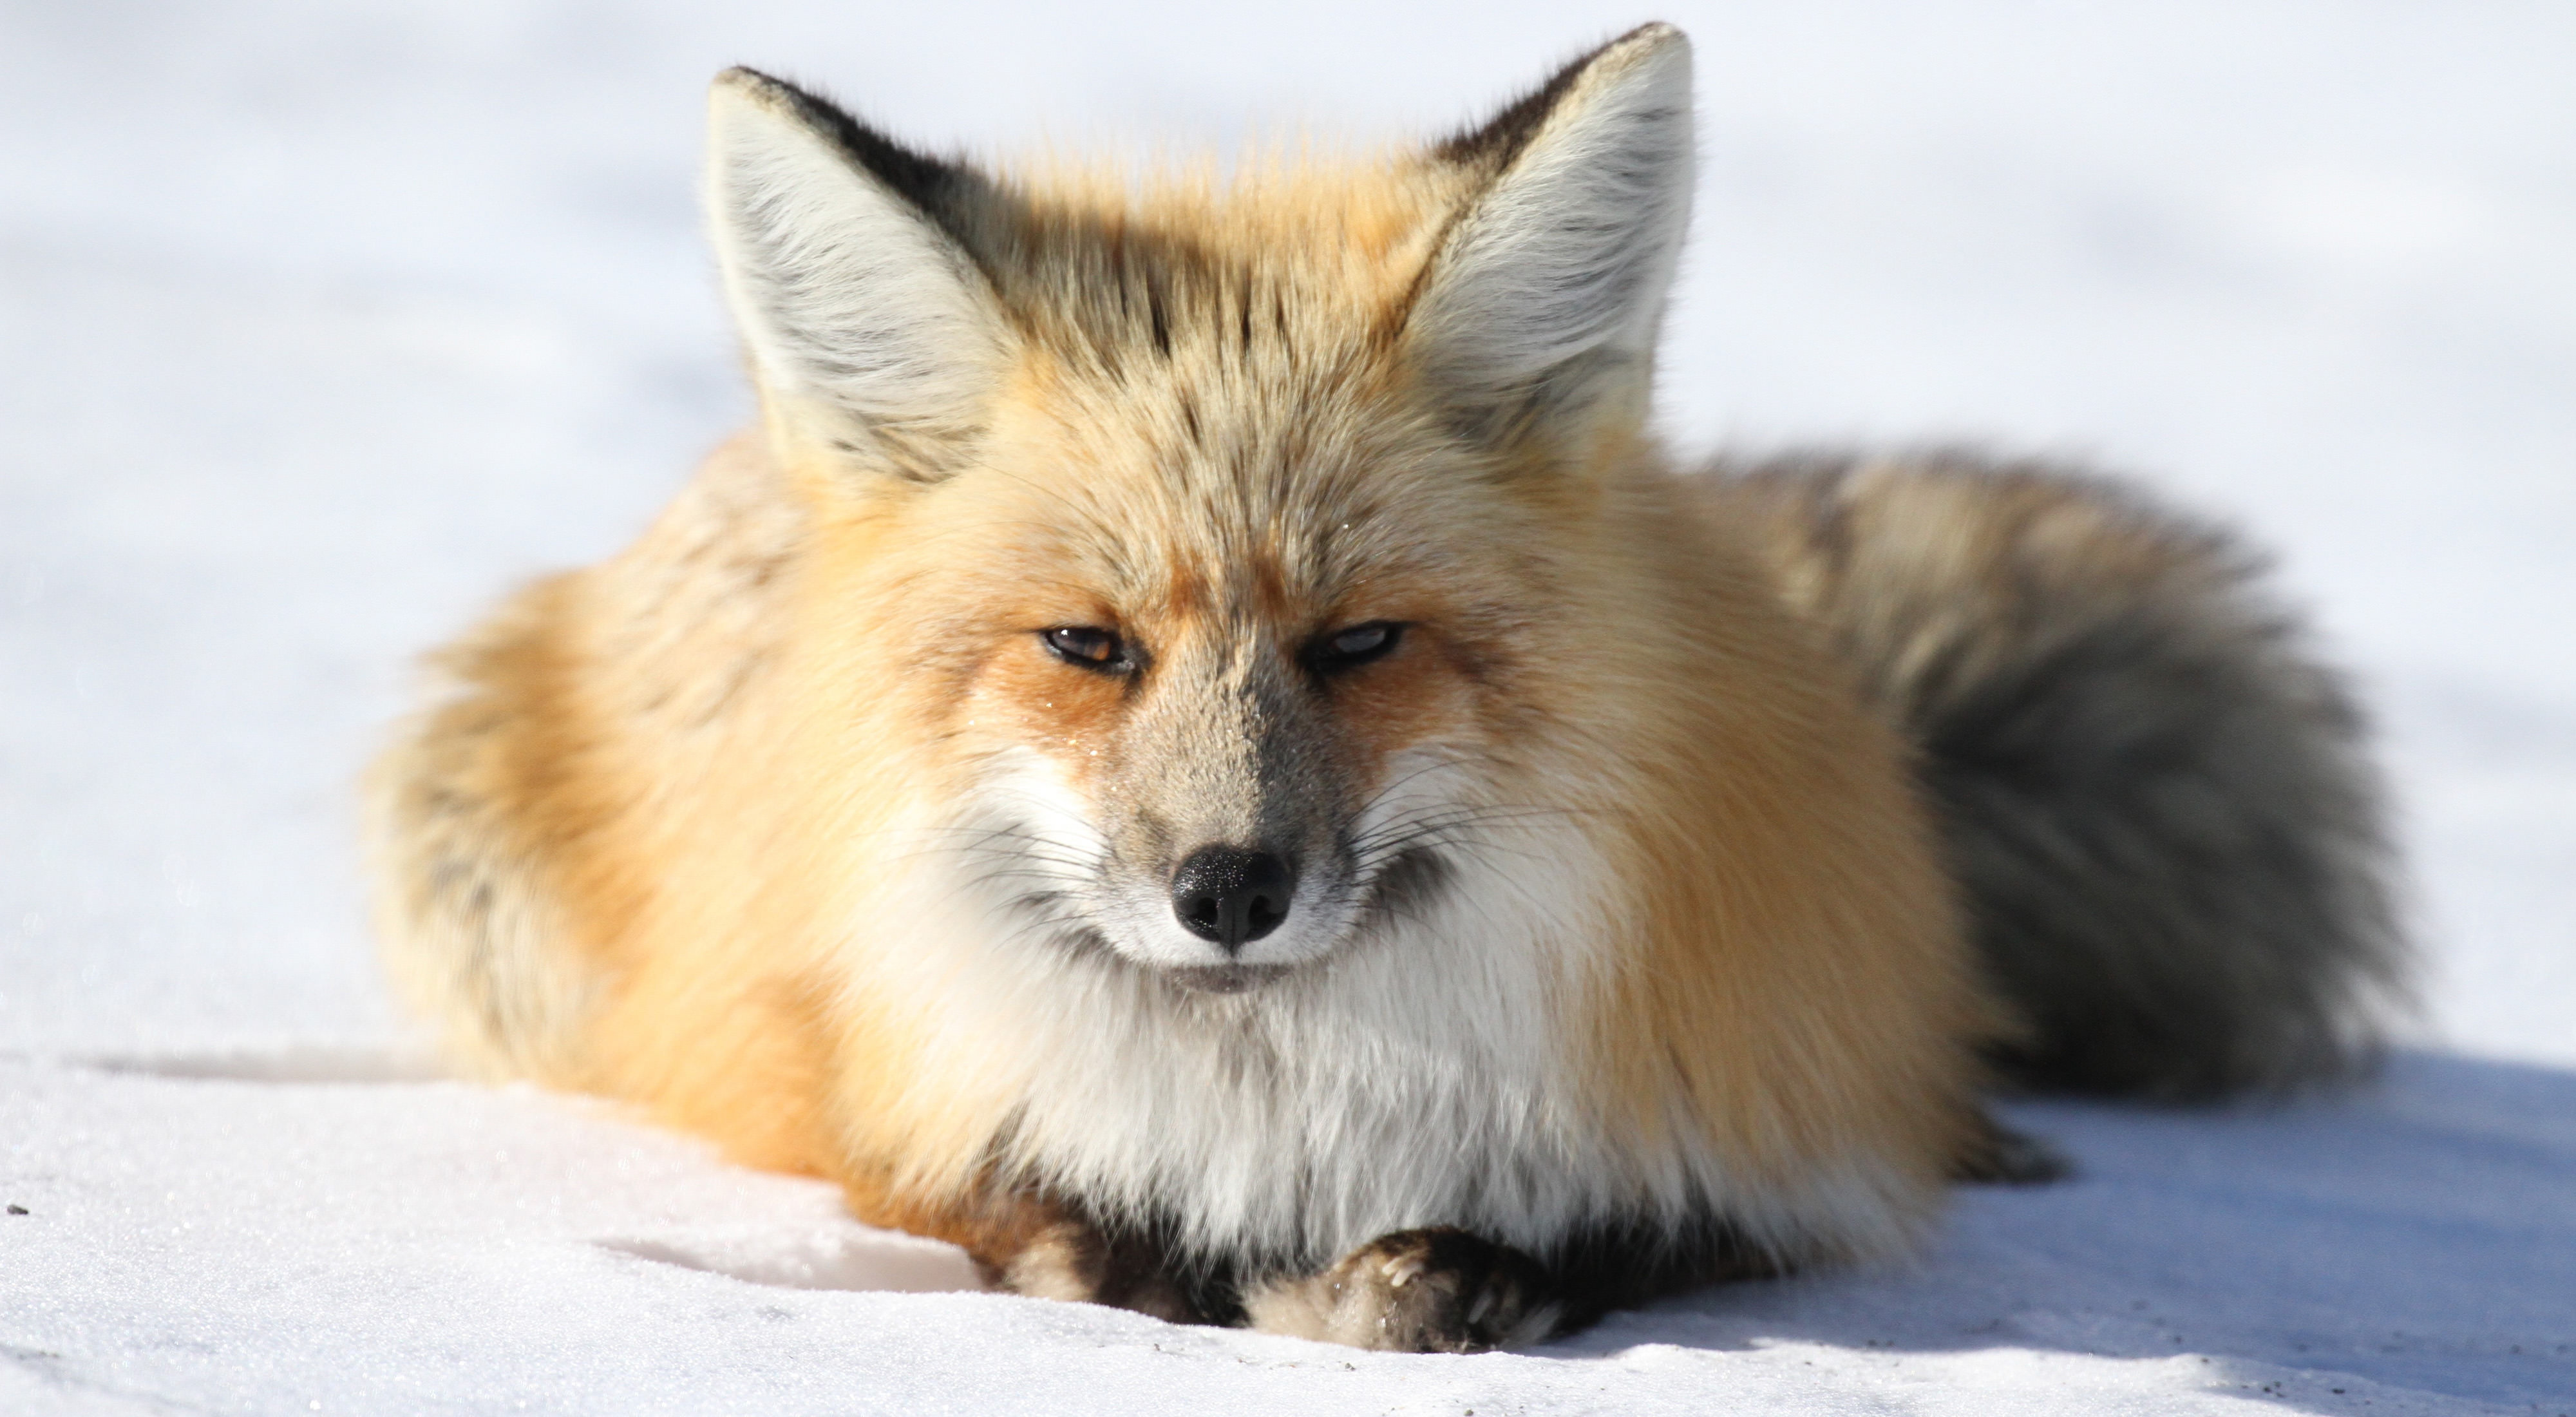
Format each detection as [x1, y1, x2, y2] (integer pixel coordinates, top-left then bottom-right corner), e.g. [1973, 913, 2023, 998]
[3, 1, 2571, 1412]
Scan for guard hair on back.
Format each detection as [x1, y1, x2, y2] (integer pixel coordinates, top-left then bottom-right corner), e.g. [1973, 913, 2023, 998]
[365, 22, 2408, 1353]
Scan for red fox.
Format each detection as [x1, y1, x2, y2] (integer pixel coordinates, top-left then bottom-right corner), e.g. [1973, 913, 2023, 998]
[366, 24, 2401, 1351]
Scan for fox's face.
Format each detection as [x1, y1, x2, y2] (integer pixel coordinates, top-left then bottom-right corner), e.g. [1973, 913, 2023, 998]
[928, 367, 1561, 985]
[705, 39, 1692, 984]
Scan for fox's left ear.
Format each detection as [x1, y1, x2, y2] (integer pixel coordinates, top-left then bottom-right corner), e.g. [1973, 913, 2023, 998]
[1406, 24, 1695, 442]
[705, 68, 1012, 477]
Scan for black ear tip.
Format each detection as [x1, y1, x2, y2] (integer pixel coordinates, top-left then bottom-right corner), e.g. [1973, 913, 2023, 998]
[1434, 24, 1693, 167]
[706, 66, 967, 211]
[712, 66, 791, 101]
[1587, 23, 1694, 80]
[712, 66, 846, 124]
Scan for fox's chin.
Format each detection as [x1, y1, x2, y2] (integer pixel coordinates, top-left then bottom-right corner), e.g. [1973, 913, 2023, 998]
[1160, 963, 1296, 995]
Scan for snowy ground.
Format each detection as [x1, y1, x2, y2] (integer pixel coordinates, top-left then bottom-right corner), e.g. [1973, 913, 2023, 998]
[3, 1, 2571, 1412]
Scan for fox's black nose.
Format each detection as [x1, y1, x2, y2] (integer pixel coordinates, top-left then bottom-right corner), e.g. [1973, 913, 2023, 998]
[1170, 846, 1293, 953]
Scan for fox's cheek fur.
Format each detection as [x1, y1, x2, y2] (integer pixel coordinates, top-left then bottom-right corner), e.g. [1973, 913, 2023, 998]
[960, 626, 1135, 763]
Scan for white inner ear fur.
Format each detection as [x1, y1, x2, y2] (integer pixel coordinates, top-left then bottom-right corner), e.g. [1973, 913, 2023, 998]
[1407, 28, 1696, 408]
[705, 74, 1008, 446]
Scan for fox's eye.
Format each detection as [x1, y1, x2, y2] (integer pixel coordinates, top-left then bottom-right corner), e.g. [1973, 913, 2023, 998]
[1309, 622, 1405, 674]
[1043, 626, 1129, 672]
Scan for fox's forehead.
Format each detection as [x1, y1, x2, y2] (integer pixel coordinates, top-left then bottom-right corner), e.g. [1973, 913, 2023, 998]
[966, 430, 1483, 624]
[965, 335, 1513, 622]
[978, 156, 1468, 336]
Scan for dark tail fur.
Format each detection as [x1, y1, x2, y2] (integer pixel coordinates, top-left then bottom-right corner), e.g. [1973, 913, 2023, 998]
[1713, 450, 2406, 1100]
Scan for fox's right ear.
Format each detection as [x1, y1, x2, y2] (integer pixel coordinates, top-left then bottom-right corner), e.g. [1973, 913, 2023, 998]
[706, 69, 1010, 476]
[1405, 25, 1694, 448]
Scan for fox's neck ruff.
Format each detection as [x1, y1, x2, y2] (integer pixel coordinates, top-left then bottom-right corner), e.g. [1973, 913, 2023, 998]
[837, 765, 1927, 1273]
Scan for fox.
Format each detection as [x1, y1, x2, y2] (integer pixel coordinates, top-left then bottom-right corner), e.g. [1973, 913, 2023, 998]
[365, 23, 2402, 1352]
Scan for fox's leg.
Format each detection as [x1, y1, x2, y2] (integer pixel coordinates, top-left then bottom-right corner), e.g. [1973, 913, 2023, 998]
[983, 1213, 1233, 1325]
[1242, 1220, 1776, 1353]
[841, 1179, 1231, 1325]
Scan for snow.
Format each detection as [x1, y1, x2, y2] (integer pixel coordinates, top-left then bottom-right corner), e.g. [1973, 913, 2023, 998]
[2, 1, 2570, 1411]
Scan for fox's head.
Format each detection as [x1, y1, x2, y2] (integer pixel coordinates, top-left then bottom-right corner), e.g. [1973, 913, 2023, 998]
[708, 27, 1697, 989]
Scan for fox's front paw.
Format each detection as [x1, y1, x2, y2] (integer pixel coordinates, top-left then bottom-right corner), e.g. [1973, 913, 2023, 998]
[1242, 1227, 1564, 1353]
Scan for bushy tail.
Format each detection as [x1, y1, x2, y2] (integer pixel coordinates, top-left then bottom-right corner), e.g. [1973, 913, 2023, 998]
[363, 575, 598, 1083]
[1716, 451, 2406, 1100]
